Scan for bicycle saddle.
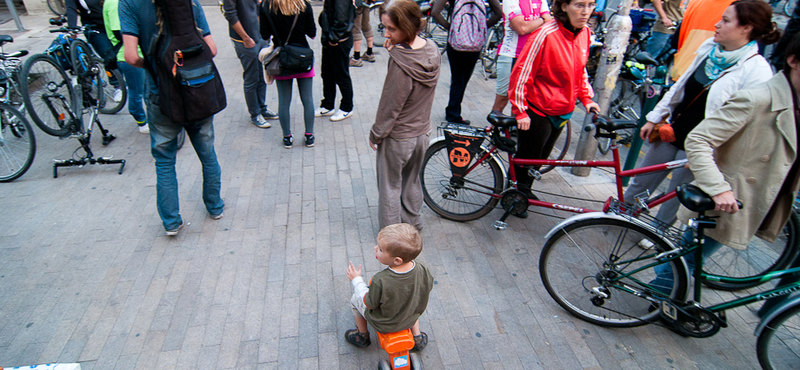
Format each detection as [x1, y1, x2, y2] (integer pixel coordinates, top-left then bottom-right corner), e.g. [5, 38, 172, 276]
[635, 51, 658, 66]
[676, 184, 743, 213]
[487, 112, 517, 129]
[592, 115, 637, 132]
[0, 35, 12, 46]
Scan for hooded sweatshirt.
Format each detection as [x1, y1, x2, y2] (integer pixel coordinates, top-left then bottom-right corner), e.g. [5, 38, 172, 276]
[370, 39, 441, 144]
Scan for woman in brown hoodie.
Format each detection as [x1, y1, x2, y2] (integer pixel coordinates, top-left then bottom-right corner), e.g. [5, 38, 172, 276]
[369, 0, 441, 230]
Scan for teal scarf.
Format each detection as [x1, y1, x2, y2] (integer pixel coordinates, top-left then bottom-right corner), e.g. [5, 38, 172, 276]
[704, 41, 758, 80]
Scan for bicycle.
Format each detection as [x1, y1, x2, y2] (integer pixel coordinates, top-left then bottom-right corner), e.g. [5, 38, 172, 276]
[770, 0, 797, 17]
[19, 29, 125, 177]
[480, 21, 503, 80]
[47, 0, 66, 16]
[421, 114, 800, 287]
[538, 184, 800, 369]
[0, 35, 36, 182]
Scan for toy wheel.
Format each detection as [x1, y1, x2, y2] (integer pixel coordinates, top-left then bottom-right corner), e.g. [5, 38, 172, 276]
[378, 359, 391, 370]
[410, 352, 423, 370]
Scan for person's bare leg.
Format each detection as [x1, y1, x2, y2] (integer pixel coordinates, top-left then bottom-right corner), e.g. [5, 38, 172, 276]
[366, 36, 374, 50]
[354, 312, 369, 333]
[353, 39, 362, 55]
[491, 94, 509, 114]
[411, 320, 421, 336]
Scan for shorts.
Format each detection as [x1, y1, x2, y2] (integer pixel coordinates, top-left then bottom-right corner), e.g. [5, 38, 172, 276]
[353, 7, 374, 42]
[495, 55, 514, 97]
[350, 290, 368, 317]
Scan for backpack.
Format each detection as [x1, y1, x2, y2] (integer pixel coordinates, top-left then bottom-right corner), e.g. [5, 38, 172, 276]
[147, 0, 226, 123]
[447, 0, 487, 52]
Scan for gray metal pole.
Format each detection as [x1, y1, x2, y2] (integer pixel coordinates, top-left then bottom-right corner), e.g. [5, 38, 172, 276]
[571, 0, 633, 176]
[4, 0, 24, 32]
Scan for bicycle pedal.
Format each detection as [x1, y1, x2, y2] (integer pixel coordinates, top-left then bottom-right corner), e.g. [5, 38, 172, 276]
[660, 301, 678, 321]
[492, 220, 507, 230]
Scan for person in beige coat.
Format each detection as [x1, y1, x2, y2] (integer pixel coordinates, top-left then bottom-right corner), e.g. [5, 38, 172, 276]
[653, 33, 800, 304]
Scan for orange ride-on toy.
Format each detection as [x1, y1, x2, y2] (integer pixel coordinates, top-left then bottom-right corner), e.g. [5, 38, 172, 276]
[377, 329, 423, 370]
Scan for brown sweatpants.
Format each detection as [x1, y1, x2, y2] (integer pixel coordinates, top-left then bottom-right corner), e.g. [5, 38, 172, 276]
[376, 133, 429, 230]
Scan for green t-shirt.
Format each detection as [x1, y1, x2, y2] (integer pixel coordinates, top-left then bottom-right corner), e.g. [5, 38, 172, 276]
[363, 261, 434, 333]
[103, 0, 143, 62]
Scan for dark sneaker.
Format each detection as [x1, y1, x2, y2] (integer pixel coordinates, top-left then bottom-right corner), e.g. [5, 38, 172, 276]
[412, 332, 428, 351]
[283, 135, 293, 149]
[344, 329, 371, 348]
[262, 109, 279, 120]
[304, 134, 315, 147]
[512, 209, 529, 218]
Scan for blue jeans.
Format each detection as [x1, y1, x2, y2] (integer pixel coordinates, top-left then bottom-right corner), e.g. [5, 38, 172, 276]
[148, 97, 224, 231]
[233, 39, 268, 119]
[118, 61, 147, 124]
[651, 229, 724, 294]
[646, 31, 672, 57]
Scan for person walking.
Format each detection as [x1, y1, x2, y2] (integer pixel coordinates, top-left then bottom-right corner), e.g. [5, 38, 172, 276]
[369, 0, 441, 230]
[261, 0, 317, 148]
[316, 0, 356, 122]
[120, 0, 225, 236]
[432, 0, 501, 125]
[223, 0, 278, 128]
[507, 0, 599, 218]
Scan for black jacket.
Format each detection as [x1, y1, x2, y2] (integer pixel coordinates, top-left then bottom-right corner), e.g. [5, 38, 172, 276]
[318, 0, 355, 44]
[66, 0, 105, 29]
[260, 1, 316, 47]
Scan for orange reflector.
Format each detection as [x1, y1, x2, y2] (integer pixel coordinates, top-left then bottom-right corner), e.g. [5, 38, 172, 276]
[58, 113, 65, 121]
[106, 71, 112, 77]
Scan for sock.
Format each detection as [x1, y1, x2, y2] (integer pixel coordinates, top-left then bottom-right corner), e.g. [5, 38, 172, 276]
[353, 51, 361, 59]
[366, 47, 373, 55]
[305, 132, 313, 136]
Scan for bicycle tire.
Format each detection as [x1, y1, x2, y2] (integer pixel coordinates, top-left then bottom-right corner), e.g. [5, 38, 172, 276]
[70, 39, 104, 108]
[47, 0, 67, 16]
[785, 0, 796, 17]
[540, 217, 689, 327]
[98, 66, 126, 114]
[0, 101, 35, 182]
[420, 140, 504, 222]
[756, 303, 800, 370]
[702, 211, 800, 291]
[539, 119, 571, 174]
[20, 54, 74, 137]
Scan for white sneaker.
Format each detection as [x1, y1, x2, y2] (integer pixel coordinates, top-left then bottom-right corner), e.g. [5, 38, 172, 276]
[138, 124, 150, 134]
[253, 115, 272, 129]
[113, 88, 123, 103]
[314, 107, 335, 117]
[330, 109, 353, 122]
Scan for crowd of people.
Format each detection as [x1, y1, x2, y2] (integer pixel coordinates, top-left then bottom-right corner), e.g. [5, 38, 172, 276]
[76, 0, 800, 354]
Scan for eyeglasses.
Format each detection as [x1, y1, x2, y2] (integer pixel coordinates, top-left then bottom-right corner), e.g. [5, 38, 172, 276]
[571, 2, 597, 10]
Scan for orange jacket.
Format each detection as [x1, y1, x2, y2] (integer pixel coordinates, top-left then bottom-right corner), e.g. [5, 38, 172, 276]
[509, 19, 593, 120]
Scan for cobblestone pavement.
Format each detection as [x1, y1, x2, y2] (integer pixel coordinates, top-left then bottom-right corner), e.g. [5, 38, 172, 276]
[0, 6, 774, 370]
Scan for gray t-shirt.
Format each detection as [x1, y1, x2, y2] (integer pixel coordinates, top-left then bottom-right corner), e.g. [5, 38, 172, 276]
[118, 0, 211, 94]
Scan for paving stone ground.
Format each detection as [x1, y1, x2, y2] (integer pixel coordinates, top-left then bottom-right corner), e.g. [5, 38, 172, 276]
[0, 6, 775, 370]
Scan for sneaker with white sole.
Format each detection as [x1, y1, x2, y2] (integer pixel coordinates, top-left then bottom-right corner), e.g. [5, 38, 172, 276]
[262, 109, 279, 120]
[113, 88, 123, 103]
[252, 115, 272, 128]
[211, 212, 223, 220]
[138, 124, 150, 134]
[165, 220, 184, 236]
[330, 109, 353, 122]
[283, 135, 293, 149]
[314, 107, 335, 117]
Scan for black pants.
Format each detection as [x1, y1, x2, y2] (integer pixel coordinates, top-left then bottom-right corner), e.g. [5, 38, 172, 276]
[514, 112, 563, 192]
[445, 45, 480, 123]
[321, 37, 354, 112]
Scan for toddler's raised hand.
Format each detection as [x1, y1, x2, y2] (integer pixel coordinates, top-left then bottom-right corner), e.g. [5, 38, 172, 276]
[346, 261, 362, 280]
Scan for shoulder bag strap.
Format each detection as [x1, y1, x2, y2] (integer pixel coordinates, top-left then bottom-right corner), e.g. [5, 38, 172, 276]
[677, 54, 760, 119]
[266, 12, 299, 47]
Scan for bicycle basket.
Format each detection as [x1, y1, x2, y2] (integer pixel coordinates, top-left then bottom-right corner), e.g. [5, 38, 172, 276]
[46, 35, 71, 71]
[440, 123, 487, 179]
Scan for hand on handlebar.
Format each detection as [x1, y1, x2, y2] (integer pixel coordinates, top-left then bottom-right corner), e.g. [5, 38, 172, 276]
[585, 102, 600, 115]
[640, 121, 656, 140]
[713, 190, 739, 214]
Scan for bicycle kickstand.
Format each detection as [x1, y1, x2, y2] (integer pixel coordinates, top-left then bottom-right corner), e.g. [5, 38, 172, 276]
[96, 120, 116, 146]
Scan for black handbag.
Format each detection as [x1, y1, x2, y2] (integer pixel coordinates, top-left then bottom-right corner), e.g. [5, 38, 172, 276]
[265, 12, 314, 76]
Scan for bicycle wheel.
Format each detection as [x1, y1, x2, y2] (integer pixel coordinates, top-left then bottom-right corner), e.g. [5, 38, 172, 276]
[702, 212, 800, 291]
[539, 119, 571, 175]
[98, 66, 126, 114]
[540, 217, 689, 327]
[757, 303, 800, 370]
[785, 0, 797, 17]
[0, 102, 35, 182]
[47, 0, 67, 16]
[420, 140, 504, 221]
[20, 54, 74, 137]
[422, 14, 448, 55]
[70, 39, 103, 107]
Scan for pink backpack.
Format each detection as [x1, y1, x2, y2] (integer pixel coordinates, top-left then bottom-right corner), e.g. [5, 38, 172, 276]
[447, 0, 487, 52]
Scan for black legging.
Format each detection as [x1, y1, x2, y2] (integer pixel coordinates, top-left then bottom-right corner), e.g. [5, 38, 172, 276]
[514, 111, 564, 192]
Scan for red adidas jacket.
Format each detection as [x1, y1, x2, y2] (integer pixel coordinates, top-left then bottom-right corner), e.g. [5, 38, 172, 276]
[509, 19, 594, 120]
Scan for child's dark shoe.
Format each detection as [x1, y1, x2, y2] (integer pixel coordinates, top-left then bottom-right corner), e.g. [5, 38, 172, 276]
[345, 329, 371, 348]
[412, 332, 428, 351]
